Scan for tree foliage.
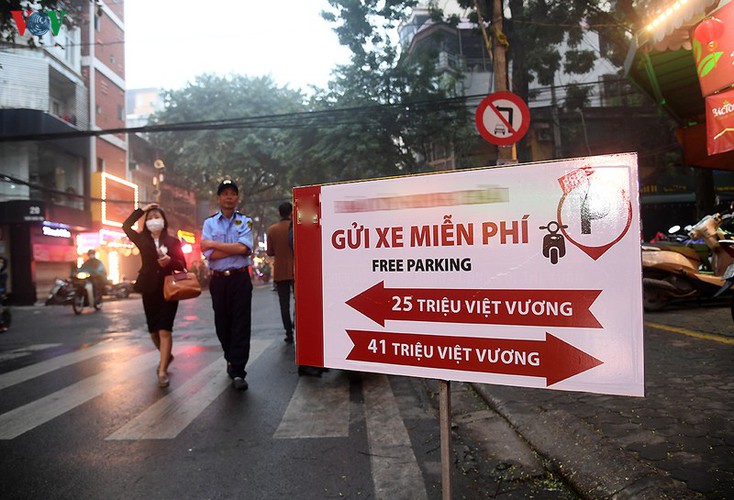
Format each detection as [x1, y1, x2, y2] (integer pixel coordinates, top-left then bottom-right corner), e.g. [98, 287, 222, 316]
[149, 74, 307, 201]
[312, 0, 475, 175]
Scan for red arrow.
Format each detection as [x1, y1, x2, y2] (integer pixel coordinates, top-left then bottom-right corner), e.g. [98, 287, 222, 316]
[346, 330, 603, 386]
[346, 281, 601, 328]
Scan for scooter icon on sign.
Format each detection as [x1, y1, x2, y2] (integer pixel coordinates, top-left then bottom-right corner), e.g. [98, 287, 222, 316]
[539, 221, 568, 264]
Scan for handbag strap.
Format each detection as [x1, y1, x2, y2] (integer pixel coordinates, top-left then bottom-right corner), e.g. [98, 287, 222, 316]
[172, 269, 189, 280]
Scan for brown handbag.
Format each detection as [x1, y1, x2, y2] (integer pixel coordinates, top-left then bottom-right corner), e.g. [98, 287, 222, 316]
[163, 270, 201, 301]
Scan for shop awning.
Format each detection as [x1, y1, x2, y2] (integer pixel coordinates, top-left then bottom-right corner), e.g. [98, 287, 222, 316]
[624, 0, 734, 170]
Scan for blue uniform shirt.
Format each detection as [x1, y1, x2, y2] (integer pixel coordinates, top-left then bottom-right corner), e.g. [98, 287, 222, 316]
[202, 211, 254, 271]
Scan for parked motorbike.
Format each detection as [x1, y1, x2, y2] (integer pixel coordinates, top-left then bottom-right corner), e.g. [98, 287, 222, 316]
[47, 277, 133, 306]
[70, 270, 102, 315]
[105, 279, 134, 299]
[649, 224, 696, 244]
[46, 277, 74, 305]
[641, 213, 733, 311]
[713, 239, 734, 322]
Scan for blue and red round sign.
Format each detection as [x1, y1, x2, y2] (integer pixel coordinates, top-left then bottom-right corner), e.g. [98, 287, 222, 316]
[475, 91, 531, 146]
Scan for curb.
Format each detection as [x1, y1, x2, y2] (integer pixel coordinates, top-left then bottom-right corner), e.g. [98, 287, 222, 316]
[470, 384, 700, 499]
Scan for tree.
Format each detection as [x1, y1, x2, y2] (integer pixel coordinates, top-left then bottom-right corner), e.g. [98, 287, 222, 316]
[314, 0, 475, 175]
[149, 74, 307, 204]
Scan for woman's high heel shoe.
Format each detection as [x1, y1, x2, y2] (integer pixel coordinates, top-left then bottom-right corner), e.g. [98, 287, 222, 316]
[156, 354, 174, 373]
[157, 372, 170, 388]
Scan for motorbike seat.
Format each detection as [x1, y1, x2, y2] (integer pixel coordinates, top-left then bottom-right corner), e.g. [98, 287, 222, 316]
[646, 242, 702, 262]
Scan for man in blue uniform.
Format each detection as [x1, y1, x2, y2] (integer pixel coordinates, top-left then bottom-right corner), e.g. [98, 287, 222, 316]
[201, 179, 254, 390]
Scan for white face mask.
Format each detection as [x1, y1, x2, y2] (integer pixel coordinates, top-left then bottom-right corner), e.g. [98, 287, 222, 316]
[145, 218, 164, 232]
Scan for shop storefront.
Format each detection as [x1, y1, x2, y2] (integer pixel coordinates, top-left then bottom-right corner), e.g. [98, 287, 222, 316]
[33, 222, 78, 299]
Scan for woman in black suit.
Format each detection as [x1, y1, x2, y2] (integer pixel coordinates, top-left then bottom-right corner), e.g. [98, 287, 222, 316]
[123, 203, 187, 388]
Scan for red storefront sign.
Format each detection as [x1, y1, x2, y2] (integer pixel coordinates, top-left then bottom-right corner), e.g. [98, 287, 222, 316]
[33, 244, 78, 262]
[706, 88, 734, 155]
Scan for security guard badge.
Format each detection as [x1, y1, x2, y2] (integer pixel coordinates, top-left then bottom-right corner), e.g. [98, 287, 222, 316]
[234, 219, 242, 226]
[247, 220, 253, 229]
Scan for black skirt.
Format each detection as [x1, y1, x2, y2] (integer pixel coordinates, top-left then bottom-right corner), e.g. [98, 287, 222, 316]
[141, 283, 179, 333]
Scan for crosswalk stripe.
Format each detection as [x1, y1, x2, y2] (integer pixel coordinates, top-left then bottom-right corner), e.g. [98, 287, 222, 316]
[0, 343, 64, 363]
[274, 371, 350, 439]
[106, 339, 273, 440]
[0, 349, 160, 440]
[0, 342, 111, 390]
[362, 374, 428, 500]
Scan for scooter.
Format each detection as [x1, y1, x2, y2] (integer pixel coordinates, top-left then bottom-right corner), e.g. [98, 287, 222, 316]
[713, 239, 734, 322]
[104, 279, 134, 299]
[70, 270, 102, 315]
[641, 213, 733, 311]
[46, 277, 75, 305]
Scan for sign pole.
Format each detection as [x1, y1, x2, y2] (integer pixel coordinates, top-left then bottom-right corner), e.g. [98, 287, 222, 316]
[492, 0, 514, 164]
[439, 380, 452, 500]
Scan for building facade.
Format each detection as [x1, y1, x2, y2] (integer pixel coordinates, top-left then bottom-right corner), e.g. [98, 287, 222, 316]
[0, 1, 136, 304]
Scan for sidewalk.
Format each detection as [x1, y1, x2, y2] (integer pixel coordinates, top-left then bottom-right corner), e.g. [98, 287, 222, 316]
[468, 317, 734, 499]
[470, 383, 698, 499]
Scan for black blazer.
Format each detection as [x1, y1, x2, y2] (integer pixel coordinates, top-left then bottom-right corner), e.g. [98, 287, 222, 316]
[123, 208, 187, 294]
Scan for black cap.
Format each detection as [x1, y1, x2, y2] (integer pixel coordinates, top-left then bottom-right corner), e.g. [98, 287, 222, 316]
[217, 179, 238, 195]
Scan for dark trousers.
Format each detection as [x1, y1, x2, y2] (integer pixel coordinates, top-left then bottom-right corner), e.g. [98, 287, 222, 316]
[209, 271, 252, 378]
[275, 279, 294, 336]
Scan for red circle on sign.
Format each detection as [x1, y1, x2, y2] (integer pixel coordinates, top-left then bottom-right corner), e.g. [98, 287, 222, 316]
[475, 91, 531, 146]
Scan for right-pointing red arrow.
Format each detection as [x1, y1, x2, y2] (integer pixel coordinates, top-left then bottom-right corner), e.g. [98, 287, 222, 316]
[346, 330, 603, 386]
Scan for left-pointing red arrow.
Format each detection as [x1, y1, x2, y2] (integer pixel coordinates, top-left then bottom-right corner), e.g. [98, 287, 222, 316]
[346, 330, 603, 386]
[346, 281, 602, 328]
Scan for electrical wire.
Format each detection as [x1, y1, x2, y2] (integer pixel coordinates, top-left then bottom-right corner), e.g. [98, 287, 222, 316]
[0, 78, 644, 143]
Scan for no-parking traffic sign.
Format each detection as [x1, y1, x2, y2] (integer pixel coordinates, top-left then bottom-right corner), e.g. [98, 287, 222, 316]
[475, 91, 531, 146]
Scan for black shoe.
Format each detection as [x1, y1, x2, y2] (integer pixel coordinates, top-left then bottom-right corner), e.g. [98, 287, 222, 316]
[226, 362, 233, 378]
[298, 365, 322, 377]
[232, 377, 248, 390]
[284, 334, 294, 344]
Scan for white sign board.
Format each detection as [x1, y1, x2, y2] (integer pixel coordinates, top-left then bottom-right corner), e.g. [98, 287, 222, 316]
[294, 154, 644, 397]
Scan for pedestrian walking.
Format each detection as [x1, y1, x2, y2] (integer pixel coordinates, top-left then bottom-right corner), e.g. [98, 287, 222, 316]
[266, 202, 295, 343]
[200, 179, 254, 391]
[265, 202, 325, 377]
[123, 203, 187, 388]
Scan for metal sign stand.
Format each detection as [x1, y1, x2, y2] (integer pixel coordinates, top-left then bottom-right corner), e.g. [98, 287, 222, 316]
[439, 380, 452, 499]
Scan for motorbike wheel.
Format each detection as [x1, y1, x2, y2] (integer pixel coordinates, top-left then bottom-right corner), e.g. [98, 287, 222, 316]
[72, 293, 85, 315]
[643, 285, 668, 312]
[1, 309, 10, 330]
[116, 288, 130, 299]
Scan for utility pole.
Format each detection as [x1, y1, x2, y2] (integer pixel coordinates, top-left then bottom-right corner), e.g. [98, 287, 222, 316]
[492, 0, 515, 164]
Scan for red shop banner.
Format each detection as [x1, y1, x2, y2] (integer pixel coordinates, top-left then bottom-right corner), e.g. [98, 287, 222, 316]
[692, 1, 734, 98]
[706, 88, 734, 155]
